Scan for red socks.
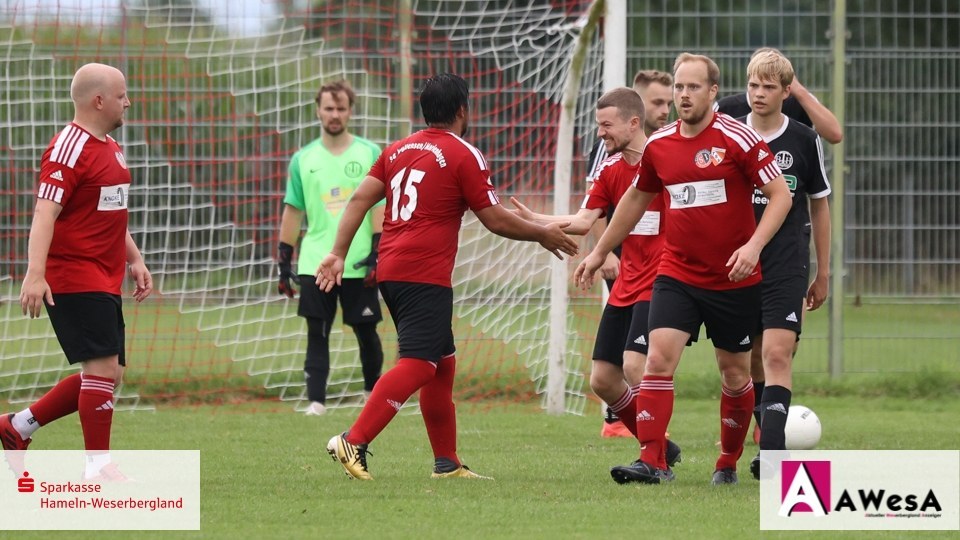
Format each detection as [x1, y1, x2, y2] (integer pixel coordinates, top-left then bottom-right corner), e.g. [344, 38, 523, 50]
[419, 354, 459, 465]
[636, 375, 674, 469]
[30, 373, 82, 426]
[77, 375, 115, 451]
[609, 386, 638, 438]
[716, 380, 754, 471]
[346, 358, 436, 445]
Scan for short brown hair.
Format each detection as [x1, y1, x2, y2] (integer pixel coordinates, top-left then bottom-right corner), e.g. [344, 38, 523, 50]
[315, 79, 355, 107]
[673, 53, 721, 88]
[632, 70, 673, 91]
[596, 87, 645, 121]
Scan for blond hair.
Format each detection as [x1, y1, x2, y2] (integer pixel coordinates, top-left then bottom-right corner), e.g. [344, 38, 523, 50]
[746, 49, 795, 88]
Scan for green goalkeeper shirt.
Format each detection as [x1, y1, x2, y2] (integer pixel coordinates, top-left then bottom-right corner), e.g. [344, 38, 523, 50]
[283, 135, 383, 278]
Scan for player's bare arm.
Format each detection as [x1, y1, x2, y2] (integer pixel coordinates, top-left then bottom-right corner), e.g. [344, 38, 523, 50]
[806, 196, 831, 310]
[590, 219, 620, 281]
[316, 175, 384, 292]
[474, 203, 578, 260]
[574, 187, 655, 289]
[509, 196, 601, 235]
[20, 198, 61, 318]
[726, 175, 792, 282]
[789, 77, 843, 144]
[125, 230, 153, 303]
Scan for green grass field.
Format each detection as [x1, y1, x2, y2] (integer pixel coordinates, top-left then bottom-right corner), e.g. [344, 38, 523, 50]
[3, 393, 958, 539]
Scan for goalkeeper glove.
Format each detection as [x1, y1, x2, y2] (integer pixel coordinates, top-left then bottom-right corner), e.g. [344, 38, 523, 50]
[352, 233, 381, 288]
[277, 242, 297, 297]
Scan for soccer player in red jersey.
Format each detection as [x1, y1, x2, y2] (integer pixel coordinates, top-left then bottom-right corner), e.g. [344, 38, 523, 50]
[510, 87, 681, 477]
[576, 53, 793, 485]
[3, 63, 153, 481]
[318, 73, 579, 480]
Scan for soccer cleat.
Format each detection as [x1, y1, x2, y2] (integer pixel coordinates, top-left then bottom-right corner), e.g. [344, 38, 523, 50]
[326, 432, 372, 480]
[750, 452, 776, 480]
[431, 465, 493, 480]
[600, 419, 633, 438]
[610, 460, 674, 485]
[304, 402, 327, 416]
[665, 439, 682, 468]
[84, 462, 131, 483]
[711, 468, 738, 485]
[0, 414, 31, 451]
[1, 413, 31, 476]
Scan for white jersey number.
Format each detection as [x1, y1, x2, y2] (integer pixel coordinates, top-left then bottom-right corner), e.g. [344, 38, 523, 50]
[389, 167, 426, 222]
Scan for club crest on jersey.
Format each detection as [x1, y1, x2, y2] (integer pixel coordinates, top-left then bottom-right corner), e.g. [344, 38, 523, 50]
[710, 147, 726, 165]
[115, 151, 127, 170]
[694, 149, 712, 168]
[776, 150, 794, 170]
[695, 147, 726, 168]
[344, 161, 364, 178]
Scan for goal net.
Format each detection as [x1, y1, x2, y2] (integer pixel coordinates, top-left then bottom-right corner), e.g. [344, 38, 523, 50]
[0, 1, 606, 414]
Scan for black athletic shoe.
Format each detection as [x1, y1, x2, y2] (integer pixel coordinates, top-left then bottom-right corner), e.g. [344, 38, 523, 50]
[610, 460, 674, 485]
[750, 453, 761, 480]
[666, 439, 682, 467]
[711, 468, 738, 485]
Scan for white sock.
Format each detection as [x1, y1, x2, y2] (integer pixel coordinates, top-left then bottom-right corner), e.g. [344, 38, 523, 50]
[12, 408, 39, 439]
[84, 452, 112, 479]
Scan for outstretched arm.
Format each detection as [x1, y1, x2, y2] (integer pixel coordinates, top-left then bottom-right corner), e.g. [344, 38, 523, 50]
[574, 188, 655, 289]
[509, 196, 602, 235]
[474, 203, 579, 260]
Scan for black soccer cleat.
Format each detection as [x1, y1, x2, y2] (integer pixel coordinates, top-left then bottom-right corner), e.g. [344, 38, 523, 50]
[610, 460, 675, 485]
[711, 467, 738, 485]
[665, 439, 682, 468]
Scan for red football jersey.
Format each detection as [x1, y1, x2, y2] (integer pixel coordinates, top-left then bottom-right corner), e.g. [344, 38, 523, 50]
[635, 113, 781, 290]
[37, 123, 131, 295]
[582, 153, 665, 305]
[370, 128, 499, 287]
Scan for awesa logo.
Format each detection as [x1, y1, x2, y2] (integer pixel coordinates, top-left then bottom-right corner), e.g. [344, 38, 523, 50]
[780, 460, 944, 518]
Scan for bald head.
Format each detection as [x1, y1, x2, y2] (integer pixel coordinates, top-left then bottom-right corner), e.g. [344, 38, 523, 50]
[70, 63, 130, 137]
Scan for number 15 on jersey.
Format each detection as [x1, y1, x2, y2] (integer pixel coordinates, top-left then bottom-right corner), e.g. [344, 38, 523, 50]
[389, 167, 425, 222]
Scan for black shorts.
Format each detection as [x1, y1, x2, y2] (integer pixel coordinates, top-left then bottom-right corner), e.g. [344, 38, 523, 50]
[649, 275, 761, 353]
[44, 292, 125, 366]
[758, 274, 806, 336]
[297, 275, 382, 325]
[593, 302, 652, 363]
[378, 281, 454, 363]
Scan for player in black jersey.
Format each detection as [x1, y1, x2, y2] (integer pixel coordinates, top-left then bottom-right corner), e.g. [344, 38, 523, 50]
[717, 48, 843, 145]
[735, 50, 832, 479]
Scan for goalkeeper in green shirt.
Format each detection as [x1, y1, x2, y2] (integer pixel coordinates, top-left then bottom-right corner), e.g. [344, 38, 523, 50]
[277, 80, 384, 416]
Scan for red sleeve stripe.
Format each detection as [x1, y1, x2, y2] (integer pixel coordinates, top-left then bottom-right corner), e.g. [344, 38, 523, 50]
[758, 162, 783, 184]
[717, 113, 764, 144]
[38, 182, 64, 203]
[50, 125, 90, 168]
[487, 191, 499, 206]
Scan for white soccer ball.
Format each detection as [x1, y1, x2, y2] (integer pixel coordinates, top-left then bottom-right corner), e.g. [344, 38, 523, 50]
[784, 405, 822, 450]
